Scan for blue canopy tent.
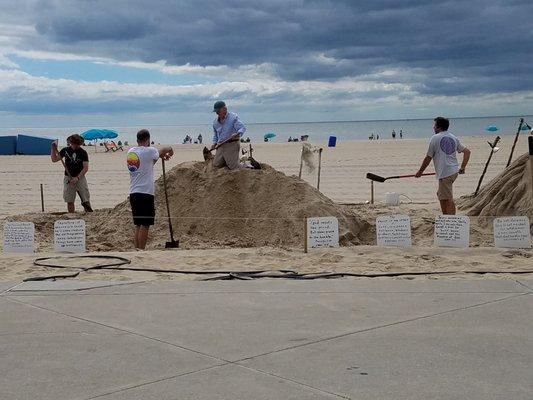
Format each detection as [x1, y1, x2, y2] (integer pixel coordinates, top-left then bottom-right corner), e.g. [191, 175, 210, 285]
[0, 136, 17, 155]
[16, 134, 57, 155]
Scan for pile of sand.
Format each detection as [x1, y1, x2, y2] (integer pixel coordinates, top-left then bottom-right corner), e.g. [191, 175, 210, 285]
[459, 153, 533, 218]
[9, 162, 372, 251]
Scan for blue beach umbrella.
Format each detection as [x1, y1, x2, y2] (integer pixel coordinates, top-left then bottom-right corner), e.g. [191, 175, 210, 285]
[520, 123, 530, 130]
[81, 129, 118, 140]
[485, 125, 499, 132]
[264, 132, 276, 140]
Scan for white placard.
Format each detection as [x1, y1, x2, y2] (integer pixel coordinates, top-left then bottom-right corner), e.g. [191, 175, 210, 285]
[376, 215, 412, 247]
[307, 217, 339, 248]
[434, 215, 470, 248]
[3, 222, 35, 253]
[54, 219, 86, 253]
[493, 217, 531, 249]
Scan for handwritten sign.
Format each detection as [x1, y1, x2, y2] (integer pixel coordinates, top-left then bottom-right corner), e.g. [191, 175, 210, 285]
[493, 217, 531, 249]
[434, 215, 470, 248]
[54, 219, 86, 253]
[3, 222, 35, 253]
[376, 215, 412, 247]
[307, 217, 339, 248]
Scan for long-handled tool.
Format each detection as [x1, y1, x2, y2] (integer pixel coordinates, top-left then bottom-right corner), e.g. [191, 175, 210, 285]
[474, 135, 500, 196]
[52, 141, 93, 212]
[202, 135, 237, 161]
[366, 172, 435, 182]
[161, 159, 179, 248]
[506, 118, 532, 168]
[529, 136, 533, 205]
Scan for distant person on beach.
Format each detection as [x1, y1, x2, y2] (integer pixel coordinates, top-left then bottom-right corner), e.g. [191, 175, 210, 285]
[211, 100, 246, 170]
[197, 134, 203, 144]
[415, 117, 471, 215]
[51, 134, 92, 213]
[127, 129, 174, 250]
[400, 129, 403, 139]
[392, 129, 396, 139]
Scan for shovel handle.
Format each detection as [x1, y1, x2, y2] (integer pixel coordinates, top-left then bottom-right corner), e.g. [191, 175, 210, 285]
[396, 172, 435, 179]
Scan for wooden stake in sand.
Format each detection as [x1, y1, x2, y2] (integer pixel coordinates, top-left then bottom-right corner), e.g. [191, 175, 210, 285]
[40, 184, 44, 212]
[506, 118, 524, 168]
[529, 136, 533, 203]
[370, 180, 374, 204]
[475, 136, 500, 196]
[303, 217, 308, 253]
[298, 147, 304, 179]
[317, 148, 323, 189]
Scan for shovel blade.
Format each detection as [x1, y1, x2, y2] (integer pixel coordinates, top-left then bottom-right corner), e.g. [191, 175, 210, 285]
[165, 240, 179, 249]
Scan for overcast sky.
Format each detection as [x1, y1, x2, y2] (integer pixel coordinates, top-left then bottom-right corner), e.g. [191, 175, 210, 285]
[1, 0, 532, 126]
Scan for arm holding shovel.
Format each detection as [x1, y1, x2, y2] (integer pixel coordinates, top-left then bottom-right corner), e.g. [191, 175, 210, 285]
[415, 155, 432, 178]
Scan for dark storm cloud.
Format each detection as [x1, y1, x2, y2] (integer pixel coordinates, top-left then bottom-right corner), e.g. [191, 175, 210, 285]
[6, 0, 533, 96]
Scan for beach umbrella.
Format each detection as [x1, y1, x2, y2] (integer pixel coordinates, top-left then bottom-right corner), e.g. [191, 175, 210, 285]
[264, 132, 276, 140]
[485, 125, 499, 132]
[520, 123, 531, 131]
[81, 129, 118, 140]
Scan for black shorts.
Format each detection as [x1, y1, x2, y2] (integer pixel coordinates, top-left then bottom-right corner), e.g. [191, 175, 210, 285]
[130, 193, 155, 226]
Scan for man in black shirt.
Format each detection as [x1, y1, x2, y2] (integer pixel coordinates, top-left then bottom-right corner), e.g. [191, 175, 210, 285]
[51, 134, 92, 212]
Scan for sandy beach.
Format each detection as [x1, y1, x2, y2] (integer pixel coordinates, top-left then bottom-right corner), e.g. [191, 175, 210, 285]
[1, 135, 532, 282]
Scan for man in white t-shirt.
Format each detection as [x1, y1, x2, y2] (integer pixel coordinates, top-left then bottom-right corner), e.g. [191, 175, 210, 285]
[415, 117, 471, 215]
[127, 129, 174, 249]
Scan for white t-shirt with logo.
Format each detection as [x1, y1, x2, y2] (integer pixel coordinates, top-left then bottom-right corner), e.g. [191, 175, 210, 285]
[427, 131, 465, 180]
[127, 146, 160, 195]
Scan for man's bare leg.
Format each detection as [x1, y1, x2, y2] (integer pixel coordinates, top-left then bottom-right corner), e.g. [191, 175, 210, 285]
[439, 199, 456, 215]
[67, 202, 75, 213]
[134, 225, 140, 249]
[137, 226, 150, 249]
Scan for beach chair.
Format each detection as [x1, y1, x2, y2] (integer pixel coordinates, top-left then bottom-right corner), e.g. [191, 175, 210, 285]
[104, 141, 123, 152]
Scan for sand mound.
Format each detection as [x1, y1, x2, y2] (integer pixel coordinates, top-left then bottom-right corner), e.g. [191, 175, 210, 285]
[9, 162, 371, 251]
[459, 153, 533, 217]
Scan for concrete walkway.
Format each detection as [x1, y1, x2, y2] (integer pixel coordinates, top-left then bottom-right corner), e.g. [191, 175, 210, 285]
[1, 279, 532, 399]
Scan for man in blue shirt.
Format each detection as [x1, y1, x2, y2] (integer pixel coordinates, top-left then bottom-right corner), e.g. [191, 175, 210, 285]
[211, 100, 246, 170]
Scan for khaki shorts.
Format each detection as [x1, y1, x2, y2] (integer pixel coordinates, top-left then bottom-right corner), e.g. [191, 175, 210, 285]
[437, 173, 458, 201]
[213, 140, 240, 170]
[63, 176, 90, 203]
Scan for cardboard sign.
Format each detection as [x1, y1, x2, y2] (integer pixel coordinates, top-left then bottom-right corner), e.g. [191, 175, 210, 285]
[493, 217, 531, 249]
[307, 217, 339, 248]
[54, 219, 86, 253]
[434, 215, 470, 248]
[376, 215, 412, 247]
[3, 222, 35, 253]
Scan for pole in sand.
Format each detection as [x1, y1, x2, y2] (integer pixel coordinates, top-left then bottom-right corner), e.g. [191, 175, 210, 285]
[303, 217, 308, 253]
[298, 147, 304, 179]
[40, 184, 44, 212]
[317, 148, 323, 189]
[370, 180, 374, 204]
[529, 136, 533, 204]
[506, 118, 524, 168]
[475, 136, 501, 196]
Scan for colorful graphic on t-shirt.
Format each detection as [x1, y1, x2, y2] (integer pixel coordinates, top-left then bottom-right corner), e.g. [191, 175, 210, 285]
[440, 136, 456, 155]
[127, 152, 140, 172]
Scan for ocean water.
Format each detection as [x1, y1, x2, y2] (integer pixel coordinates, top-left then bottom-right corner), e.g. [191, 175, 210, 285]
[2, 115, 532, 145]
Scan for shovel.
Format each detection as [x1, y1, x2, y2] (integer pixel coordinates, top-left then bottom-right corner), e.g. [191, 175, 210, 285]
[202, 135, 237, 161]
[366, 172, 435, 182]
[161, 159, 179, 248]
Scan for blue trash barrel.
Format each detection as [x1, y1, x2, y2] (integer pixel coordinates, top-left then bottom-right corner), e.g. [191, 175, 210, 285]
[328, 135, 337, 147]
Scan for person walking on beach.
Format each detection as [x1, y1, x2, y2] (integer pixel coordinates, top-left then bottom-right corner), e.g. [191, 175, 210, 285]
[400, 129, 403, 139]
[392, 129, 396, 139]
[127, 129, 174, 250]
[51, 134, 92, 213]
[197, 134, 203, 144]
[211, 100, 246, 170]
[415, 117, 471, 215]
